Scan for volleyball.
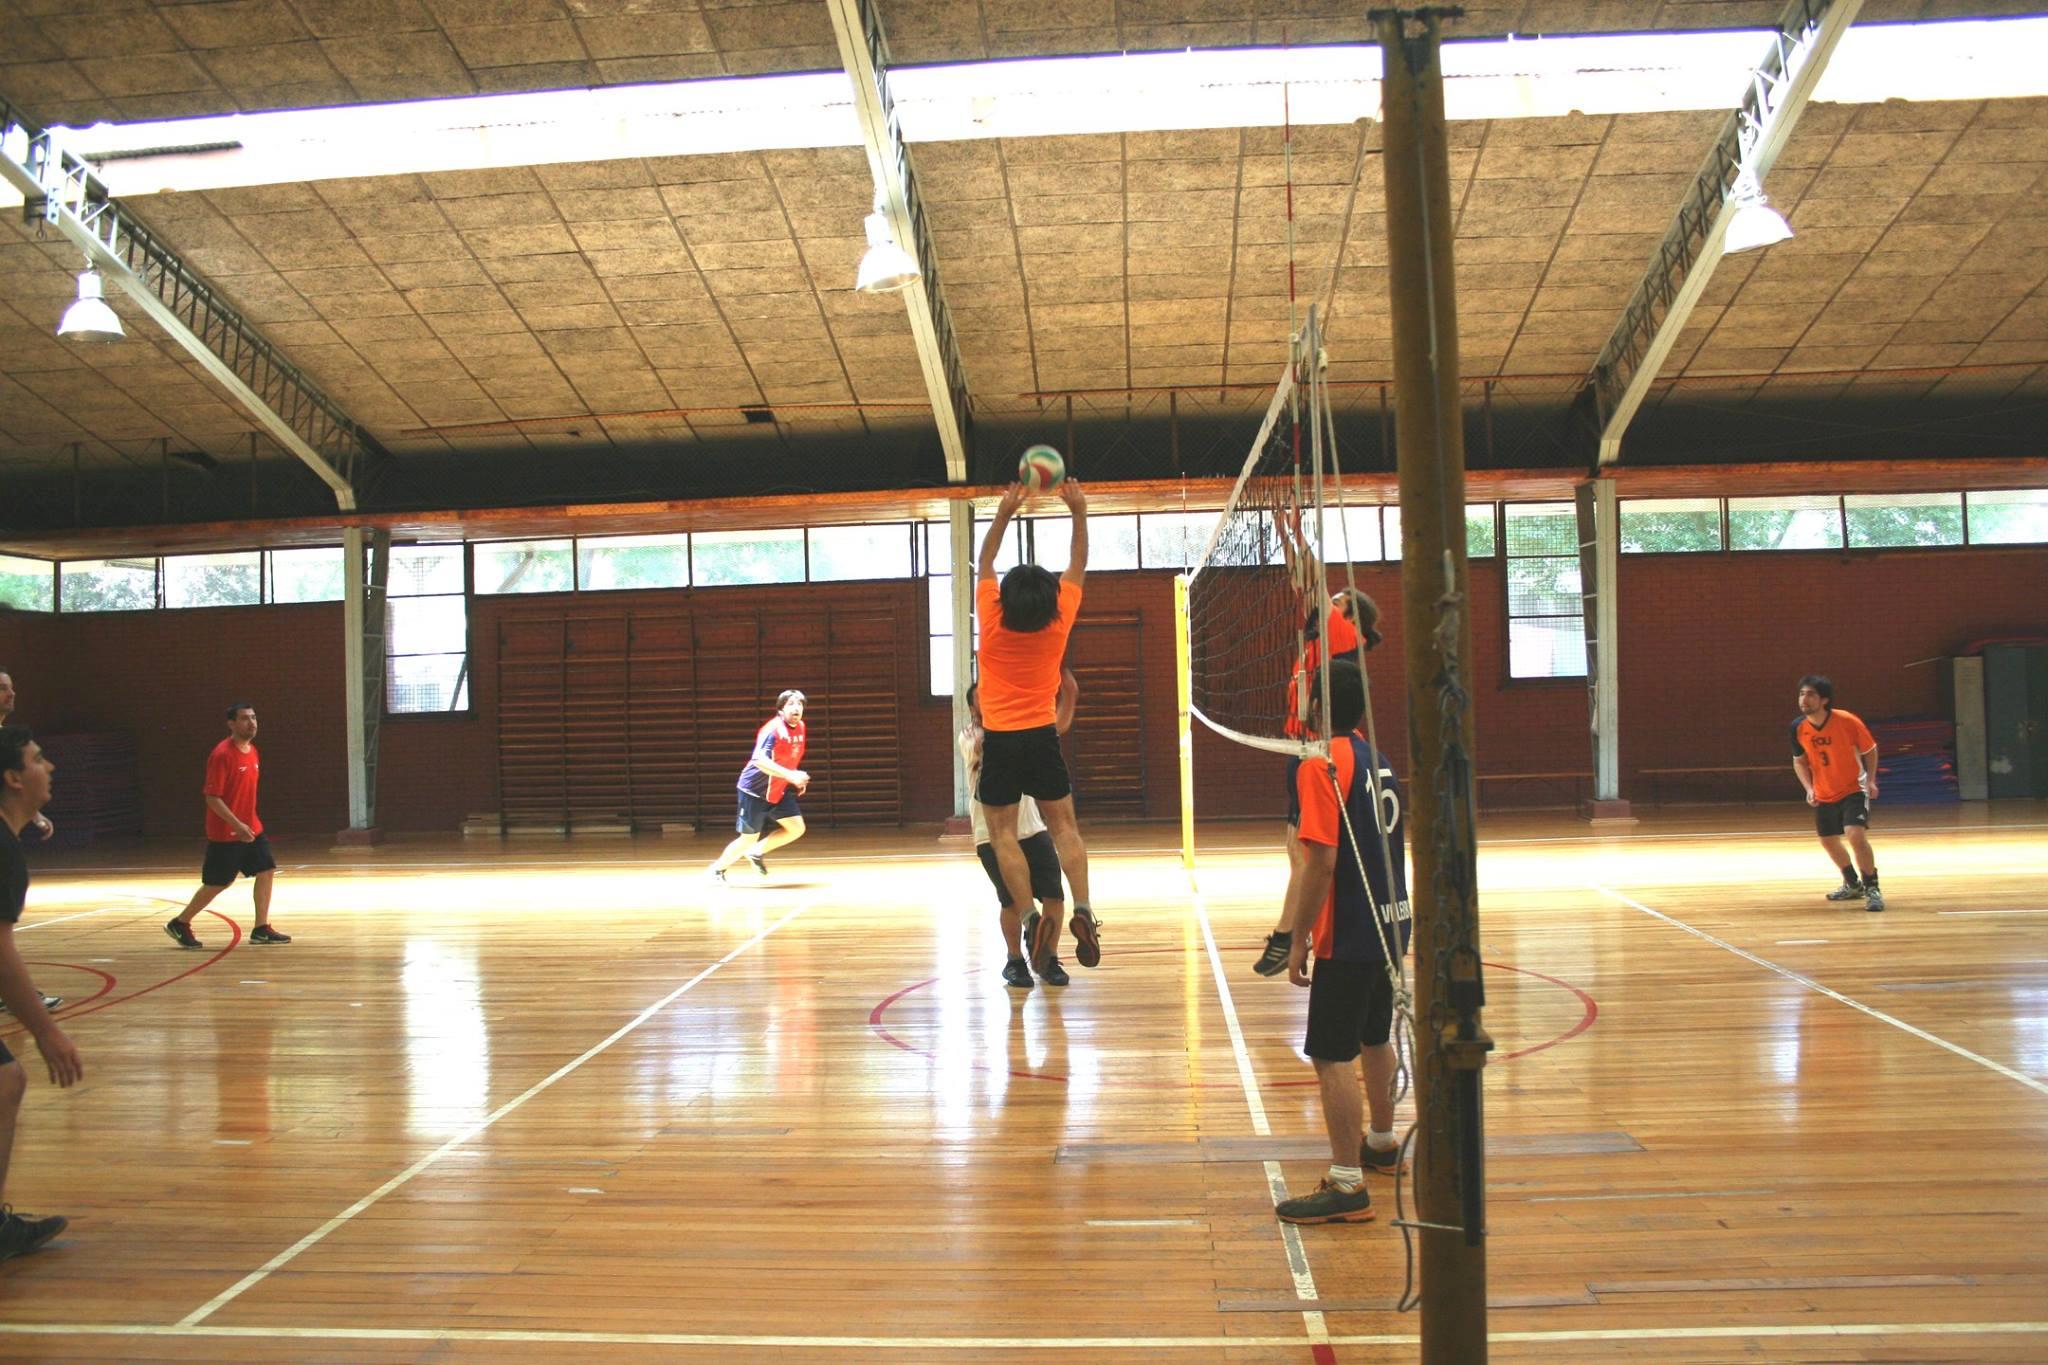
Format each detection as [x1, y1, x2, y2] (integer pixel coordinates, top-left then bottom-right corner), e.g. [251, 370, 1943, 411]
[1019, 444, 1065, 492]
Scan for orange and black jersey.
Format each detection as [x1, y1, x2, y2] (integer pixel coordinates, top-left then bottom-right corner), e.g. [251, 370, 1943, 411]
[1790, 707, 1875, 805]
[1297, 733, 1411, 964]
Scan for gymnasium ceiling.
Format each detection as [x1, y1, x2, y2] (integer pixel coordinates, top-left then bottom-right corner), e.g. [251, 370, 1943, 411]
[2, 0, 2047, 545]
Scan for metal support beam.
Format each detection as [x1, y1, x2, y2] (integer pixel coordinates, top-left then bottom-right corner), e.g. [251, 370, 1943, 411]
[1581, 0, 1862, 466]
[824, 0, 973, 484]
[1575, 480, 1624, 808]
[1, 96, 385, 510]
[342, 527, 390, 831]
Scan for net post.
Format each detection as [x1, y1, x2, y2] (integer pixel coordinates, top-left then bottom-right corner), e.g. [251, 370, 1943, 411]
[1375, 6, 1492, 1361]
[1173, 571, 1196, 875]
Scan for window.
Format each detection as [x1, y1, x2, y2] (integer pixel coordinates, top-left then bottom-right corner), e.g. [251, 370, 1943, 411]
[1503, 503, 1585, 679]
[1729, 495, 1843, 550]
[1376, 505, 1507, 556]
[475, 539, 574, 594]
[1138, 511, 1211, 569]
[163, 551, 261, 608]
[267, 547, 344, 603]
[1845, 492, 1963, 549]
[577, 533, 689, 590]
[1620, 497, 1722, 553]
[386, 544, 468, 713]
[808, 524, 913, 581]
[0, 555, 54, 612]
[59, 558, 157, 612]
[691, 529, 804, 587]
[924, 522, 960, 697]
[1966, 488, 2048, 545]
[1032, 514, 1139, 572]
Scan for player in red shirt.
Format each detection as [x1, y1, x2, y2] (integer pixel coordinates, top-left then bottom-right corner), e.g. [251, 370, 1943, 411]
[709, 690, 811, 883]
[1791, 674, 1885, 911]
[166, 704, 290, 948]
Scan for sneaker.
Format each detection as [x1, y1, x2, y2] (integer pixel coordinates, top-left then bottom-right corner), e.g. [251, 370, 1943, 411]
[1864, 885, 1885, 912]
[1825, 881, 1865, 902]
[708, 865, 729, 884]
[1035, 954, 1070, 987]
[1070, 906, 1102, 969]
[249, 925, 292, 945]
[1359, 1140, 1408, 1176]
[165, 917, 202, 949]
[1275, 1179, 1375, 1225]
[1001, 957, 1033, 989]
[0, 994, 62, 1016]
[0, 1208, 67, 1261]
[1254, 930, 1292, 977]
[748, 854, 768, 877]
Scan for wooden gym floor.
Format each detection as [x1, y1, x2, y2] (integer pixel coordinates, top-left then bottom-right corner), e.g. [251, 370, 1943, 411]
[2, 804, 2045, 1362]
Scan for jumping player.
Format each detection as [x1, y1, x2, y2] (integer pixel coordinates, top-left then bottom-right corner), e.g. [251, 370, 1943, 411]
[166, 703, 290, 948]
[1791, 675, 1884, 912]
[961, 671, 1078, 989]
[1274, 660, 1412, 1226]
[975, 478, 1100, 967]
[0, 725, 84, 1261]
[1255, 511, 1384, 975]
[710, 689, 810, 883]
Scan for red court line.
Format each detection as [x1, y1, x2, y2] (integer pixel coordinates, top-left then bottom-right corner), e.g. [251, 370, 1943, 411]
[2, 909, 243, 1033]
[868, 948, 1599, 1085]
[22, 962, 117, 1015]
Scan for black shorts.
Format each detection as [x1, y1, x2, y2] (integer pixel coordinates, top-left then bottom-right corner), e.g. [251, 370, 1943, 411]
[202, 834, 277, 887]
[975, 831, 1064, 907]
[0, 1036, 12, 1065]
[1304, 956, 1398, 1063]
[1284, 756, 1303, 828]
[1815, 792, 1871, 838]
[736, 789, 801, 836]
[977, 725, 1071, 806]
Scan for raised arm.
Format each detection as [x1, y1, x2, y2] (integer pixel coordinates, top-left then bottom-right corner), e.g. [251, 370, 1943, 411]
[979, 483, 1027, 582]
[1058, 479, 1088, 589]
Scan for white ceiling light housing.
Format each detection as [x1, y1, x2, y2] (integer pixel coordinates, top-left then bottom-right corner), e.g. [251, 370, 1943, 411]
[1723, 171, 1793, 253]
[57, 268, 124, 341]
[856, 211, 920, 294]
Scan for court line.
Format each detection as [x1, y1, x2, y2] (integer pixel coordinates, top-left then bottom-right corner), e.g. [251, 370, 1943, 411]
[1191, 896, 1333, 1364]
[176, 903, 809, 1328]
[1593, 885, 2048, 1099]
[15, 906, 120, 931]
[1, 1320, 2045, 1349]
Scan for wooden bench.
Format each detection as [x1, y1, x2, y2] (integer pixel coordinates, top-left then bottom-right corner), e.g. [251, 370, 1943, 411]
[1474, 770, 1592, 807]
[1639, 764, 1784, 805]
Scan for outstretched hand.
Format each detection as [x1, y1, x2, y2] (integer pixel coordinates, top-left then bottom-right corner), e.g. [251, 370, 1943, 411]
[996, 483, 1027, 518]
[1057, 478, 1086, 514]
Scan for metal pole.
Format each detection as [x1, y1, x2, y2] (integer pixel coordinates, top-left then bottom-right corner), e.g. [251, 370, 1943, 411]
[1173, 573, 1195, 873]
[949, 501, 975, 818]
[1374, 9, 1490, 1360]
[343, 528, 370, 829]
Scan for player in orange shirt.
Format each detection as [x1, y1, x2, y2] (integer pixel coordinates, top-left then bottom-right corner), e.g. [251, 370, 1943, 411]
[1790, 675, 1884, 912]
[974, 477, 1100, 968]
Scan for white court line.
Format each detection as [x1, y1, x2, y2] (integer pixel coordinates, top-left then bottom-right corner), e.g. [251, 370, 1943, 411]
[1594, 884, 2048, 1099]
[176, 903, 808, 1327]
[1191, 896, 1332, 1357]
[2, 1320, 2045, 1349]
[15, 906, 120, 931]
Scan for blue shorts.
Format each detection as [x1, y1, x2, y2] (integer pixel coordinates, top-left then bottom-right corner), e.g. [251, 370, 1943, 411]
[737, 789, 801, 836]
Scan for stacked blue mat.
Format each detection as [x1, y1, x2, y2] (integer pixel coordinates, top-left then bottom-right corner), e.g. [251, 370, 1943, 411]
[1869, 717, 1959, 804]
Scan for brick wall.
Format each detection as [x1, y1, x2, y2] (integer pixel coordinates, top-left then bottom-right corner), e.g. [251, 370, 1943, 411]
[2, 539, 2041, 833]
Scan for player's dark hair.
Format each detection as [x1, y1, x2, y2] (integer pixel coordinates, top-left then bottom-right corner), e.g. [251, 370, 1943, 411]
[998, 563, 1061, 633]
[0, 724, 31, 776]
[776, 689, 806, 711]
[1328, 660, 1368, 735]
[1798, 674, 1833, 704]
[1337, 590, 1383, 649]
[226, 701, 254, 720]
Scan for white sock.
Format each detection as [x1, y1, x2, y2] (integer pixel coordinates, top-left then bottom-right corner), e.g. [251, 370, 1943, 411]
[1328, 1163, 1364, 1190]
[1366, 1129, 1399, 1152]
